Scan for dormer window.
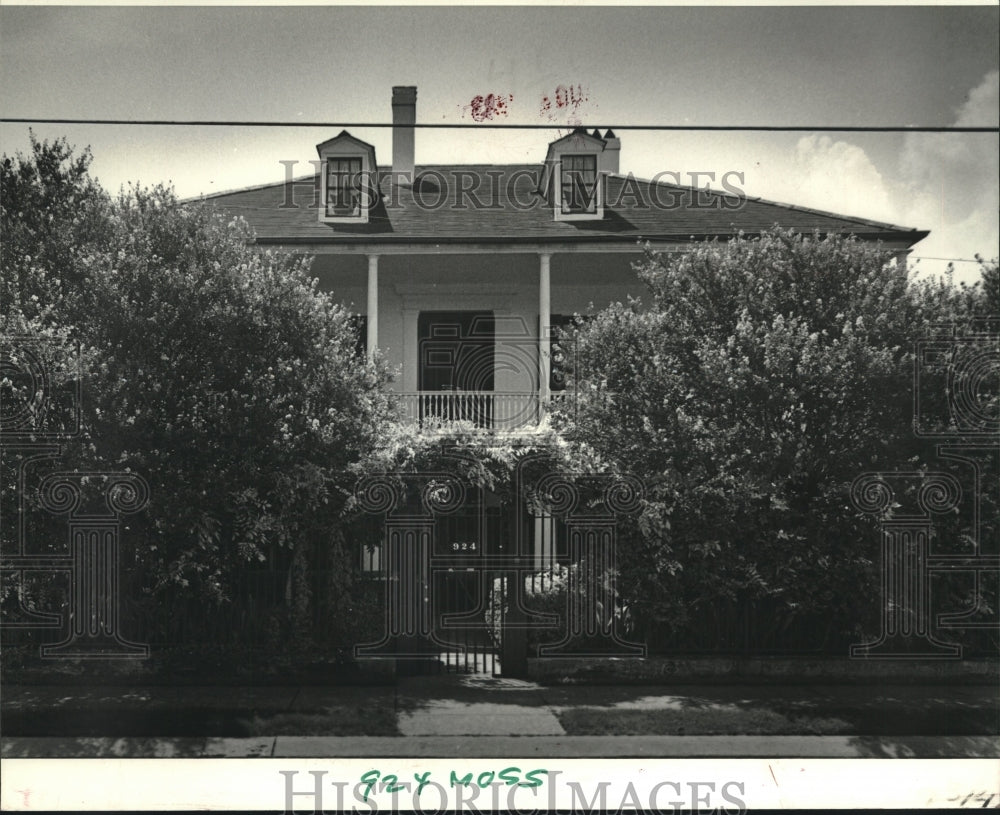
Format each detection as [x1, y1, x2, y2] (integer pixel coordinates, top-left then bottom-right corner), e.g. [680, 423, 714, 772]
[325, 158, 363, 218]
[316, 130, 377, 224]
[538, 128, 606, 222]
[560, 154, 598, 215]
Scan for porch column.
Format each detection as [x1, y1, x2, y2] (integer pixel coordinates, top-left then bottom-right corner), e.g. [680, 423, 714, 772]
[366, 255, 379, 360]
[538, 252, 552, 405]
[402, 308, 419, 392]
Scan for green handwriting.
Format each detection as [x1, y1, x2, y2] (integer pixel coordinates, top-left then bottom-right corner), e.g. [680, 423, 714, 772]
[359, 767, 548, 801]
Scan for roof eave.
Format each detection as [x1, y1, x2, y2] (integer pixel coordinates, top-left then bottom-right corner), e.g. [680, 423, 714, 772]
[254, 227, 929, 247]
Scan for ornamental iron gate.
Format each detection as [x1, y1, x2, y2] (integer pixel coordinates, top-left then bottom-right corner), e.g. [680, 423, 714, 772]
[352, 456, 648, 676]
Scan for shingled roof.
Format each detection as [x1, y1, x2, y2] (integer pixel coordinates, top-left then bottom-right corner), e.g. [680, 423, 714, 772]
[204, 164, 928, 247]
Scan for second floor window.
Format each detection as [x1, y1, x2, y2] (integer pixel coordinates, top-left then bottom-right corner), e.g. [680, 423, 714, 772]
[560, 154, 598, 214]
[326, 158, 362, 217]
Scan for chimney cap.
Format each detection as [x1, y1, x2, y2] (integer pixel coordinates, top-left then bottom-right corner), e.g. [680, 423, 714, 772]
[392, 86, 417, 103]
[604, 128, 617, 139]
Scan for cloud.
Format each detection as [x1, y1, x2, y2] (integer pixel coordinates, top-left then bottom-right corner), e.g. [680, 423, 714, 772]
[956, 69, 1000, 128]
[735, 134, 898, 231]
[895, 70, 999, 280]
[758, 70, 998, 284]
[787, 134, 894, 224]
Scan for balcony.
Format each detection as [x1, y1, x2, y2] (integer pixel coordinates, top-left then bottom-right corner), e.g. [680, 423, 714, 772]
[397, 391, 544, 430]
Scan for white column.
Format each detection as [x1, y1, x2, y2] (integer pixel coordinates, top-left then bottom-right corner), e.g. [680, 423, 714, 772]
[366, 255, 379, 361]
[538, 253, 552, 403]
[894, 250, 910, 270]
[402, 308, 419, 391]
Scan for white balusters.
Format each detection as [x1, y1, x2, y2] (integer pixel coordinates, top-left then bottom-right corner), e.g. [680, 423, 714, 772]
[396, 391, 548, 430]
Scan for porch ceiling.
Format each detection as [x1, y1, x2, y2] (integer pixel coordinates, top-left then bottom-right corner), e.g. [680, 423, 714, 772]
[307, 251, 643, 286]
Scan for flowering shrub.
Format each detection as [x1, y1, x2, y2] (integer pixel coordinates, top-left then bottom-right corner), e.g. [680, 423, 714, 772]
[484, 564, 633, 654]
[2, 137, 396, 648]
[552, 228, 998, 651]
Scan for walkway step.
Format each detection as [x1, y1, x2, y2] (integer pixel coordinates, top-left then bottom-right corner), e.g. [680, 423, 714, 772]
[399, 703, 565, 736]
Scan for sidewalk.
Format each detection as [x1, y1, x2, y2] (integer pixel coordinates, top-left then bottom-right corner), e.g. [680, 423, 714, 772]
[3, 674, 997, 758]
[4, 734, 998, 758]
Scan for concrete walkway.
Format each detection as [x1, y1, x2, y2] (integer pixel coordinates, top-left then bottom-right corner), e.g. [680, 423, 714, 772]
[2, 673, 997, 758]
[396, 676, 565, 736]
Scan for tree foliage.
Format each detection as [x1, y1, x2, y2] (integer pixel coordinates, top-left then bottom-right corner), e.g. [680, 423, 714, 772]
[553, 228, 996, 648]
[2, 136, 395, 613]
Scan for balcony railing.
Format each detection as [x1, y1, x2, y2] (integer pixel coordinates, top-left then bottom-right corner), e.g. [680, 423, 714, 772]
[398, 391, 544, 430]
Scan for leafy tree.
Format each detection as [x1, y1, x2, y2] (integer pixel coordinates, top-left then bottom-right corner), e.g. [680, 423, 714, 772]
[2, 136, 395, 649]
[1, 135, 111, 323]
[554, 228, 995, 651]
[975, 256, 999, 315]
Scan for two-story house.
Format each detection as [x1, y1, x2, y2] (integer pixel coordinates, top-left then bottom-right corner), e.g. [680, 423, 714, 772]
[206, 85, 928, 431]
[204, 87, 931, 669]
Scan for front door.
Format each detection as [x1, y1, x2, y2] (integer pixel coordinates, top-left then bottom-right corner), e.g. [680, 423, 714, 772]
[418, 311, 495, 425]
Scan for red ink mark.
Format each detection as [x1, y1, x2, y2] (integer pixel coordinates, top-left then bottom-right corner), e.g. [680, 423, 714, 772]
[540, 84, 591, 121]
[768, 765, 778, 787]
[18, 788, 32, 807]
[464, 93, 513, 122]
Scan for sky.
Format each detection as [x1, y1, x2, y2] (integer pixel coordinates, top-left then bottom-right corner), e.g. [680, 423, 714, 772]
[1, 4, 998, 284]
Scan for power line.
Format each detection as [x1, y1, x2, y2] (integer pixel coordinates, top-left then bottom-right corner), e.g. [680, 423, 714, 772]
[911, 256, 990, 264]
[1, 117, 997, 133]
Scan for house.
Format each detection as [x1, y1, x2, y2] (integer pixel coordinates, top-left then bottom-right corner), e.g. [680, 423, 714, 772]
[203, 88, 933, 670]
[206, 86, 928, 431]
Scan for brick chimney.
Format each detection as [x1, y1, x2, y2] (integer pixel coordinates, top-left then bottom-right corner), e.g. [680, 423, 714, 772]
[601, 129, 620, 175]
[392, 86, 417, 183]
